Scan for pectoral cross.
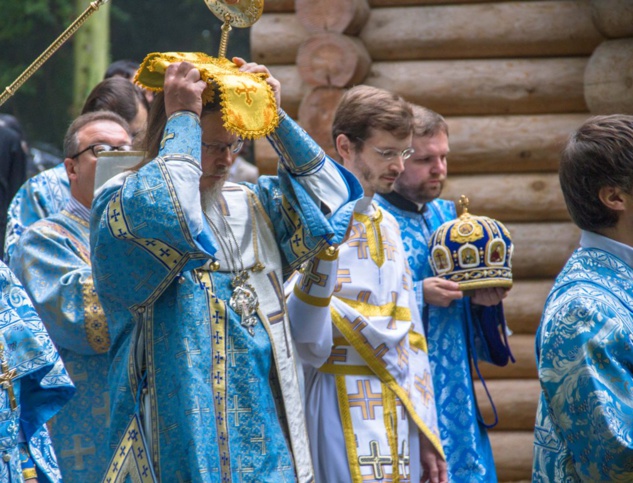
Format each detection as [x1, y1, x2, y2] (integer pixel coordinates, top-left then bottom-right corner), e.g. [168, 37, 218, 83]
[0, 344, 17, 410]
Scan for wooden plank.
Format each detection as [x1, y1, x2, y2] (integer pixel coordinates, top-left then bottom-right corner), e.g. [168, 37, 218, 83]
[474, 379, 540, 431]
[442, 173, 568, 222]
[362, 1, 602, 61]
[270, 64, 308, 118]
[446, 114, 588, 174]
[477, 334, 537, 380]
[264, 0, 296, 12]
[365, 58, 588, 115]
[585, 39, 633, 114]
[489, 431, 534, 482]
[590, 0, 633, 38]
[251, 14, 308, 65]
[296, 0, 370, 35]
[504, 279, 552, 335]
[507, 222, 579, 279]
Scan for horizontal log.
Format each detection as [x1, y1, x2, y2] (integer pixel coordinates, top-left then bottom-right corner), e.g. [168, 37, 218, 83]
[260, 1, 533, 14]
[254, 3, 601, 68]
[474, 379, 540, 431]
[262, 58, 588, 117]
[585, 39, 633, 114]
[489, 431, 534, 482]
[446, 114, 588, 174]
[590, 0, 633, 38]
[297, 33, 371, 87]
[264, 0, 296, 12]
[442, 174, 566, 222]
[442, 173, 568, 222]
[271, 65, 308, 118]
[366, 58, 588, 115]
[504, 280, 552, 335]
[477, 334, 537, 380]
[508, 222, 579, 279]
[297, 0, 370, 35]
[251, 14, 307, 65]
[370, 0, 525, 5]
[362, 1, 602, 61]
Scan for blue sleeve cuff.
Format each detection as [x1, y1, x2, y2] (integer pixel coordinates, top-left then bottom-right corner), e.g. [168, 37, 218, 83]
[158, 111, 202, 162]
[266, 110, 326, 175]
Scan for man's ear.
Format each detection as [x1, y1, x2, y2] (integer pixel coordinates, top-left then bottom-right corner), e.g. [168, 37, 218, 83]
[598, 186, 627, 212]
[335, 134, 354, 165]
[64, 157, 78, 182]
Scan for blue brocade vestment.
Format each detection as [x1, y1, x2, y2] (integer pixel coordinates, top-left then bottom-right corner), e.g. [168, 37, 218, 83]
[9, 208, 112, 482]
[0, 261, 75, 482]
[533, 237, 633, 481]
[376, 193, 501, 482]
[90, 110, 361, 482]
[4, 163, 70, 264]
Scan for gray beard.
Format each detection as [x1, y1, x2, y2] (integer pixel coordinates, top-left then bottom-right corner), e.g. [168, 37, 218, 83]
[200, 183, 224, 211]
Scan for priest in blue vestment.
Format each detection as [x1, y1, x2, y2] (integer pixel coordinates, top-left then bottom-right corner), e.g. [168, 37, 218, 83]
[533, 115, 633, 481]
[90, 57, 361, 482]
[3, 163, 69, 264]
[10, 111, 133, 481]
[376, 105, 509, 482]
[0, 260, 75, 482]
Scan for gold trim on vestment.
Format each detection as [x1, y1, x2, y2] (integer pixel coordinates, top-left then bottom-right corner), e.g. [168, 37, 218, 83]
[352, 208, 385, 267]
[408, 330, 428, 354]
[330, 311, 445, 459]
[292, 285, 332, 308]
[383, 384, 400, 483]
[337, 296, 412, 322]
[336, 375, 362, 482]
[82, 277, 110, 353]
[199, 270, 232, 481]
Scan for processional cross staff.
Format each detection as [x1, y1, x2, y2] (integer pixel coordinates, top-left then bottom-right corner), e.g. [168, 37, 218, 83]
[0, 0, 110, 107]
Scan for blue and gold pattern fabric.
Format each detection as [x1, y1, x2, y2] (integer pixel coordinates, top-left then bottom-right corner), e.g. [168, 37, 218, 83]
[3, 163, 70, 264]
[376, 193, 501, 482]
[9, 210, 111, 482]
[0, 261, 75, 482]
[533, 245, 633, 481]
[91, 109, 361, 482]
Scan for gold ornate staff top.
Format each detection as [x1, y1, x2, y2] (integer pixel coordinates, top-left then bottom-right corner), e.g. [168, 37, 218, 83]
[0, 0, 110, 107]
[204, 0, 263, 58]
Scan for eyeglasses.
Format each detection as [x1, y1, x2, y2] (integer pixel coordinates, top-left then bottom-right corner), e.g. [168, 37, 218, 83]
[356, 138, 415, 161]
[70, 143, 133, 159]
[202, 138, 244, 156]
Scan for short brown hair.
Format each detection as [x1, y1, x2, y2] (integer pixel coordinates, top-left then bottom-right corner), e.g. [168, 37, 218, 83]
[63, 111, 130, 158]
[331, 85, 413, 151]
[559, 114, 633, 231]
[82, 77, 149, 125]
[410, 104, 448, 138]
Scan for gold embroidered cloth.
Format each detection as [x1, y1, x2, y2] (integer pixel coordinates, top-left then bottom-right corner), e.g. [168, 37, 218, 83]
[135, 51, 279, 139]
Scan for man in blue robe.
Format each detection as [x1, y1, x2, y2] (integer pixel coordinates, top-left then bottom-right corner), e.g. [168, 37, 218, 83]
[90, 59, 361, 482]
[0, 260, 75, 482]
[375, 105, 508, 482]
[10, 111, 133, 481]
[533, 115, 633, 481]
[3, 164, 69, 265]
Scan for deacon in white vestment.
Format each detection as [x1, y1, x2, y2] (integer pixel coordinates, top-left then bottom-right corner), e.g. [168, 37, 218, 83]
[287, 85, 446, 483]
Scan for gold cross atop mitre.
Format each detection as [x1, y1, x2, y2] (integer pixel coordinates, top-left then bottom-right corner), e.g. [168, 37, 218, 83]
[458, 195, 470, 217]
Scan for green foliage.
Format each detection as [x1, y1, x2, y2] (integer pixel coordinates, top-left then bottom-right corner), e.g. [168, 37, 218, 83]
[0, 0, 250, 148]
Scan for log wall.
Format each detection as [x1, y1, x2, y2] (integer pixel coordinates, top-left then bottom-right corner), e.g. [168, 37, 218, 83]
[251, 0, 630, 481]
